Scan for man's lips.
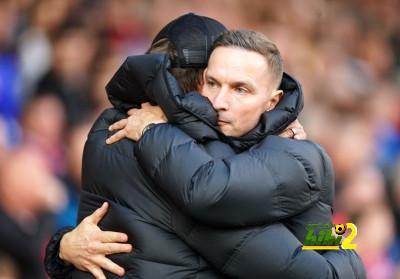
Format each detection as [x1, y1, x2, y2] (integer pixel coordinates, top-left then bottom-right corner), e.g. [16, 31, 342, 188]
[218, 119, 229, 125]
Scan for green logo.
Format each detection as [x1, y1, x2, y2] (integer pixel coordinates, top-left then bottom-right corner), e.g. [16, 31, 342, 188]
[302, 222, 357, 250]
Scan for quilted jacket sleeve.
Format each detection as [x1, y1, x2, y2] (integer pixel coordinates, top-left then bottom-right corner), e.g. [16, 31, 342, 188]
[193, 222, 365, 279]
[44, 226, 75, 279]
[135, 124, 324, 227]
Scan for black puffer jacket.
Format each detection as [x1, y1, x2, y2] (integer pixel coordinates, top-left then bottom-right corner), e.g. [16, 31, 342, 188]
[108, 54, 365, 278]
[45, 54, 365, 278]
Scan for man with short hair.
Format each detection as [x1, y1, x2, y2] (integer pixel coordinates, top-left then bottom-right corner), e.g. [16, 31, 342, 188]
[45, 15, 365, 279]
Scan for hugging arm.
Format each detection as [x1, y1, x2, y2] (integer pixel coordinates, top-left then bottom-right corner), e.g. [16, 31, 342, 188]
[134, 124, 321, 227]
[45, 226, 75, 279]
[105, 105, 306, 144]
[191, 222, 365, 279]
[44, 204, 366, 279]
[44, 203, 132, 279]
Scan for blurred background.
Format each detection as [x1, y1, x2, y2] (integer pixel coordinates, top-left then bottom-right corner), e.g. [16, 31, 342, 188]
[0, 0, 399, 278]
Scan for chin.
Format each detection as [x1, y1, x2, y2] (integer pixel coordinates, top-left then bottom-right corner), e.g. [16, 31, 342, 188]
[219, 125, 238, 137]
[221, 129, 236, 137]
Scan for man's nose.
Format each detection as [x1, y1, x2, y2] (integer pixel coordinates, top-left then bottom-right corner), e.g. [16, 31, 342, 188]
[211, 88, 229, 111]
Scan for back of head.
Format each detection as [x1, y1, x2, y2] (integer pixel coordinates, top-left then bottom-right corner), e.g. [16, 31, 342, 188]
[146, 13, 227, 93]
[212, 29, 283, 90]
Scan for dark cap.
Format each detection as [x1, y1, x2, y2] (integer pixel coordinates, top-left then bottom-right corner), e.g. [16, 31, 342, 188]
[152, 13, 227, 68]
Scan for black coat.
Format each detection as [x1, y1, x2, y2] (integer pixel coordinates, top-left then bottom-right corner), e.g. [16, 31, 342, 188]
[45, 54, 365, 278]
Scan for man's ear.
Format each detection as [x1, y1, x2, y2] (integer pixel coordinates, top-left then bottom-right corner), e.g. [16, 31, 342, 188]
[202, 68, 208, 80]
[196, 80, 204, 92]
[197, 68, 208, 92]
[265, 90, 283, 111]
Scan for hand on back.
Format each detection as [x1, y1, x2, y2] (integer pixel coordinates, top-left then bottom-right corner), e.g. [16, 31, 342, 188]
[59, 202, 132, 279]
[106, 103, 167, 144]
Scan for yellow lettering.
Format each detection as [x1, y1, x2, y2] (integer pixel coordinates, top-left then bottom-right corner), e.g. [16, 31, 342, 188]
[341, 223, 357, 249]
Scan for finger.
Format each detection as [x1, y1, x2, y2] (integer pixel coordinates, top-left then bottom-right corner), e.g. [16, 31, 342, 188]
[86, 242, 131, 259]
[293, 123, 303, 131]
[96, 242, 132, 255]
[100, 258, 126, 277]
[141, 102, 152, 108]
[97, 231, 130, 244]
[293, 128, 303, 139]
[127, 108, 138, 115]
[294, 130, 307, 140]
[89, 202, 109, 225]
[292, 119, 300, 126]
[106, 129, 128, 145]
[87, 266, 107, 279]
[279, 129, 292, 139]
[285, 119, 296, 129]
[109, 119, 127, 131]
[287, 119, 303, 131]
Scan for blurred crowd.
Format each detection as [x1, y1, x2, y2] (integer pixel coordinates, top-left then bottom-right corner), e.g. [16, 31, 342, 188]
[0, 0, 399, 278]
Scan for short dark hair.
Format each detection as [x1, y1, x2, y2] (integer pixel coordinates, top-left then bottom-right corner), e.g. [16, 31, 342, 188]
[146, 38, 204, 94]
[211, 29, 283, 90]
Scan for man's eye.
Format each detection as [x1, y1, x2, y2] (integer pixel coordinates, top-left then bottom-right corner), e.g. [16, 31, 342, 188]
[236, 87, 246, 94]
[208, 81, 216, 88]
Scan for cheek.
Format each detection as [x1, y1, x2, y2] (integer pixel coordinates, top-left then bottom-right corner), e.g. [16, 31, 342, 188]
[236, 106, 263, 126]
[234, 107, 257, 126]
[200, 87, 211, 98]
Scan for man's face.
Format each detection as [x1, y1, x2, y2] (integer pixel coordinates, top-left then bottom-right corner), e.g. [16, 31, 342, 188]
[200, 46, 282, 137]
